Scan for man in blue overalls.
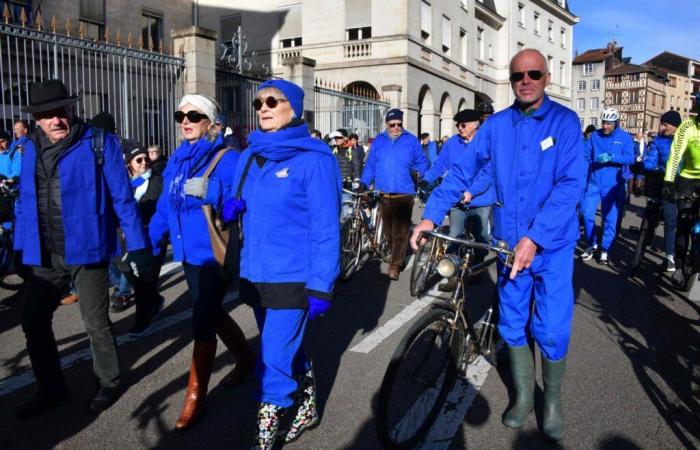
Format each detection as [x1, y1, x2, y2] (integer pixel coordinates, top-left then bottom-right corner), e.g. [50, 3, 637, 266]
[580, 107, 635, 264]
[412, 49, 584, 441]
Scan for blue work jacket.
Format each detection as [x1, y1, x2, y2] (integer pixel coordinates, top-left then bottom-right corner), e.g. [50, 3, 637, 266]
[643, 134, 673, 172]
[0, 148, 20, 178]
[422, 141, 439, 166]
[234, 146, 342, 296]
[585, 126, 635, 187]
[149, 135, 239, 266]
[14, 127, 148, 265]
[361, 129, 429, 194]
[424, 96, 585, 251]
[423, 134, 495, 208]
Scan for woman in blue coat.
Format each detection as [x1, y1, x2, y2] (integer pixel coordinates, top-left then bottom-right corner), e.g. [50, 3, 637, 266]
[148, 94, 254, 430]
[222, 80, 341, 449]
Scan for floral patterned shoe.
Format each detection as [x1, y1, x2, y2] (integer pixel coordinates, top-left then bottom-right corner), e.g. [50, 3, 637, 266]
[253, 402, 284, 450]
[280, 368, 320, 443]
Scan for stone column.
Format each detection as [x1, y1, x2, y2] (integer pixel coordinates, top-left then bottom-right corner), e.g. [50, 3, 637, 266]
[281, 56, 316, 124]
[382, 84, 403, 109]
[171, 26, 217, 98]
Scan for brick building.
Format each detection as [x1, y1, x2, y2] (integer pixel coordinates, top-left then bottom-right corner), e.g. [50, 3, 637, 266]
[604, 64, 667, 135]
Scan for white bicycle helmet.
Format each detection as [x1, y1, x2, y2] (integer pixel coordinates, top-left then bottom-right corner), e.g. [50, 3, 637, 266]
[601, 107, 619, 122]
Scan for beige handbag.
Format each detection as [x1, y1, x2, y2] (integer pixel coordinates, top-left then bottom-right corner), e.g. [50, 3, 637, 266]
[201, 149, 231, 266]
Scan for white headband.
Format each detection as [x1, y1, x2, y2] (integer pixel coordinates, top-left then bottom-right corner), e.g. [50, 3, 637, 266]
[179, 94, 219, 124]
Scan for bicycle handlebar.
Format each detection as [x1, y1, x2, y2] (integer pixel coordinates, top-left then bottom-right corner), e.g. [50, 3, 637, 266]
[419, 230, 515, 257]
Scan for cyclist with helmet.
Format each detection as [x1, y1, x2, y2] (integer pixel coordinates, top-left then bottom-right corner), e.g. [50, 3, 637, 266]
[639, 110, 682, 272]
[580, 107, 635, 264]
[664, 92, 700, 285]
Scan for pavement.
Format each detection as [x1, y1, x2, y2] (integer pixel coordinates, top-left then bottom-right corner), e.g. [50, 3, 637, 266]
[0, 196, 699, 449]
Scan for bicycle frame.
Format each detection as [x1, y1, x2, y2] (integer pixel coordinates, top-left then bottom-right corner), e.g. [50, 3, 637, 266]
[343, 188, 386, 254]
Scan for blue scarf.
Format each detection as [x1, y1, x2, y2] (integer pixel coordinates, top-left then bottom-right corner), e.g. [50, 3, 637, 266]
[246, 122, 333, 161]
[165, 134, 224, 212]
[131, 169, 152, 201]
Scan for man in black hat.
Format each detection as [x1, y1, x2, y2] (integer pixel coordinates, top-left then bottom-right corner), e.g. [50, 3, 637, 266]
[14, 79, 151, 418]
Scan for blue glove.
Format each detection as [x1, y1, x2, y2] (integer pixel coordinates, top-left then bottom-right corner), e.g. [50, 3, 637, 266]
[308, 295, 331, 320]
[596, 153, 613, 164]
[693, 221, 700, 235]
[222, 198, 247, 222]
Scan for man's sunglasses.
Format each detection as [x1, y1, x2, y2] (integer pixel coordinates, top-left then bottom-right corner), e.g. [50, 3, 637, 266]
[253, 96, 288, 111]
[174, 110, 208, 123]
[509, 70, 545, 83]
[457, 122, 472, 129]
[387, 122, 403, 129]
[133, 156, 149, 164]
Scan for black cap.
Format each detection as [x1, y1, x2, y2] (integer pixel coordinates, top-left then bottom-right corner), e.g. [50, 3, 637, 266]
[584, 124, 597, 134]
[385, 108, 403, 122]
[660, 110, 682, 128]
[90, 112, 116, 134]
[420, 132, 430, 140]
[0, 130, 11, 141]
[335, 128, 348, 138]
[453, 109, 481, 123]
[122, 139, 148, 164]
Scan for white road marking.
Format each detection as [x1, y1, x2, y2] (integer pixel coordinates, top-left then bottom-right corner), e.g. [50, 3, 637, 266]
[0, 261, 239, 397]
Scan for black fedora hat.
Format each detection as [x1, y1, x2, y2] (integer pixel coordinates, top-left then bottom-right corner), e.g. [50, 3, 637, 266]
[21, 79, 79, 114]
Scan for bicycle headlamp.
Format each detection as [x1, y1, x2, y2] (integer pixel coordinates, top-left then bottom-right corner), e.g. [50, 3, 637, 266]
[437, 254, 461, 278]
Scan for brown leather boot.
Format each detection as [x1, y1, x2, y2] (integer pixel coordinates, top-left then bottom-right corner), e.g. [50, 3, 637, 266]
[175, 341, 217, 430]
[216, 313, 254, 387]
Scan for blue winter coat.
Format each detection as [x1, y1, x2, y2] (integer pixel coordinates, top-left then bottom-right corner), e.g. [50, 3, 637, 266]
[361, 129, 429, 194]
[585, 126, 635, 187]
[0, 148, 20, 179]
[423, 134, 495, 208]
[422, 141, 439, 166]
[424, 96, 585, 251]
[643, 135, 673, 172]
[149, 134, 239, 266]
[14, 126, 148, 265]
[234, 126, 342, 296]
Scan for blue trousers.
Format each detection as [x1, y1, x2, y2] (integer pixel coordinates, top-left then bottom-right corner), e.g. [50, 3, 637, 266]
[253, 307, 310, 407]
[497, 243, 575, 361]
[582, 183, 625, 251]
[449, 205, 492, 260]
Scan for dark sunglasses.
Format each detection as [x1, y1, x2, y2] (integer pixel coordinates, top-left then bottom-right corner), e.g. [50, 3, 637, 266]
[174, 110, 209, 123]
[509, 70, 545, 83]
[457, 122, 472, 129]
[133, 156, 148, 164]
[387, 122, 403, 129]
[253, 96, 288, 111]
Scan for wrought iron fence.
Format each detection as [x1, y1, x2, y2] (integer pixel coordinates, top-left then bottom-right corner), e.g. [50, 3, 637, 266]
[314, 84, 389, 142]
[215, 69, 265, 144]
[0, 12, 184, 153]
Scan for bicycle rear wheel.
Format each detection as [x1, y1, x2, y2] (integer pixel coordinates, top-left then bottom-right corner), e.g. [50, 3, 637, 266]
[340, 219, 363, 280]
[376, 308, 465, 449]
[375, 215, 393, 264]
[410, 238, 434, 297]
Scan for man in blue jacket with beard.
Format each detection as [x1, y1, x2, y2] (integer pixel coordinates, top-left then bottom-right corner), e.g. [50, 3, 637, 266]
[580, 107, 635, 265]
[360, 109, 429, 280]
[411, 49, 584, 441]
[14, 80, 150, 419]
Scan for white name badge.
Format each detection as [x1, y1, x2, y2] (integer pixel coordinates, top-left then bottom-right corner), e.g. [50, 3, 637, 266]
[540, 136, 555, 151]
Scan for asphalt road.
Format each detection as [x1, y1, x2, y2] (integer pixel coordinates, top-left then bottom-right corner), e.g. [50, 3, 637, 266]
[0, 196, 699, 450]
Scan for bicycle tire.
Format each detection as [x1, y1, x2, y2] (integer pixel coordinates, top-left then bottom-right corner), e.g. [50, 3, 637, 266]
[340, 220, 363, 280]
[630, 216, 650, 270]
[410, 238, 433, 297]
[376, 308, 465, 449]
[0, 229, 14, 278]
[375, 215, 393, 264]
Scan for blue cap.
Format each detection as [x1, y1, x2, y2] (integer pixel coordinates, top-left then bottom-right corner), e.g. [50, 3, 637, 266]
[385, 108, 403, 122]
[258, 79, 304, 118]
[215, 114, 228, 127]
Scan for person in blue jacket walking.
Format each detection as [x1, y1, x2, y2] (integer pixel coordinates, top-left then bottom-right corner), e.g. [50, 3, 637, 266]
[580, 107, 635, 264]
[14, 80, 151, 418]
[220, 79, 341, 449]
[419, 108, 495, 290]
[148, 93, 254, 430]
[0, 130, 20, 180]
[412, 49, 584, 441]
[360, 108, 429, 280]
[419, 132, 439, 167]
[640, 110, 682, 272]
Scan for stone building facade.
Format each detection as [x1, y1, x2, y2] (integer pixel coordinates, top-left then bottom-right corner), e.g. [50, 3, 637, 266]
[604, 64, 667, 135]
[645, 51, 700, 119]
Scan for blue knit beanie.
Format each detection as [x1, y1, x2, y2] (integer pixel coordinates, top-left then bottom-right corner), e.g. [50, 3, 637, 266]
[258, 79, 304, 118]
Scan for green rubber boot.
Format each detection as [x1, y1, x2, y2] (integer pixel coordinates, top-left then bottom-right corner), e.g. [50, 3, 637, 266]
[542, 356, 567, 441]
[502, 344, 535, 428]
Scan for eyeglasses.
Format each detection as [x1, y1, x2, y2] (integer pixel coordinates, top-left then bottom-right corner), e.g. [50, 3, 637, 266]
[387, 122, 403, 129]
[174, 110, 208, 123]
[457, 123, 472, 129]
[134, 156, 148, 164]
[253, 96, 289, 111]
[509, 70, 546, 83]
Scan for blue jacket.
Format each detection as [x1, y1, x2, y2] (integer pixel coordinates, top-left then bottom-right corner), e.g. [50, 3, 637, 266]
[0, 148, 20, 179]
[149, 135, 239, 266]
[423, 134, 496, 208]
[424, 96, 585, 251]
[361, 129, 429, 194]
[422, 141, 439, 166]
[585, 126, 635, 187]
[14, 126, 148, 265]
[643, 135, 673, 172]
[234, 134, 342, 296]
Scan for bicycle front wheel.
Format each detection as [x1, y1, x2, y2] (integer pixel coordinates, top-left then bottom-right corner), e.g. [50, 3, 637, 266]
[376, 308, 466, 449]
[410, 238, 434, 297]
[340, 220, 363, 280]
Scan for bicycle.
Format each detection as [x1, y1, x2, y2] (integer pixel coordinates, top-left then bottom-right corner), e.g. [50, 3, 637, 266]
[376, 230, 514, 449]
[339, 188, 391, 280]
[628, 171, 664, 277]
[409, 231, 449, 297]
[671, 190, 700, 294]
